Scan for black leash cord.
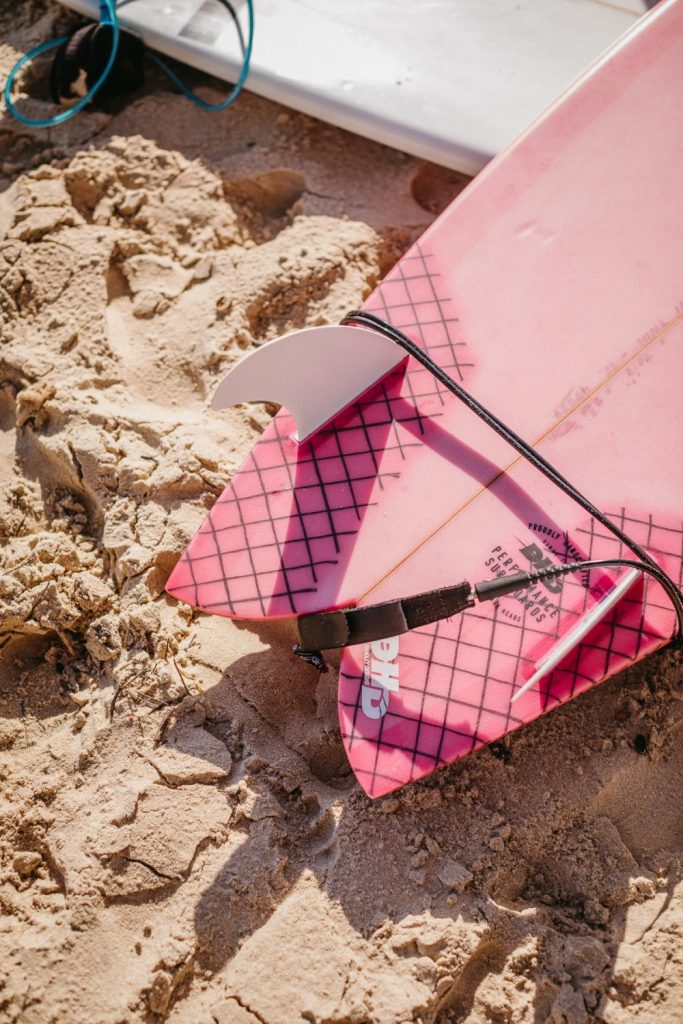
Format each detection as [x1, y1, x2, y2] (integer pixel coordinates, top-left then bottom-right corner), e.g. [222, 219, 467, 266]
[476, 557, 683, 635]
[293, 312, 683, 662]
[296, 557, 683, 658]
[342, 310, 669, 578]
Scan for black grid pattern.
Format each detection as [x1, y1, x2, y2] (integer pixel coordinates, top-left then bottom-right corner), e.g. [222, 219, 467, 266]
[340, 508, 681, 797]
[168, 242, 472, 617]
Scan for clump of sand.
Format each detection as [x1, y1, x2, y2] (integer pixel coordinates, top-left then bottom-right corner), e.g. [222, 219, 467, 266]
[1, 4, 682, 1023]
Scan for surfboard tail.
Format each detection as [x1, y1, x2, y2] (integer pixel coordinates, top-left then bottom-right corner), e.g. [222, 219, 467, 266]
[166, 0, 683, 795]
[339, 511, 679, 798]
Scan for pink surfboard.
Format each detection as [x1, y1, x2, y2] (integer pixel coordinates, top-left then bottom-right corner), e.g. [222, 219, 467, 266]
[167, 0, 683, 797]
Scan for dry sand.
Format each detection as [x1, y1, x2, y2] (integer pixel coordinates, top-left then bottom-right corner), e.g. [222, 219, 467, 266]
[1, 4, 683, 1023]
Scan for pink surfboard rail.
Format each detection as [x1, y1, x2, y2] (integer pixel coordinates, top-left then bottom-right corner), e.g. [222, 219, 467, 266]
[167, 0, 683, 796]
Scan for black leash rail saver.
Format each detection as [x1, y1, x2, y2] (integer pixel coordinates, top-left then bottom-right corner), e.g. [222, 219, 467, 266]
[294, 312, 683, 666]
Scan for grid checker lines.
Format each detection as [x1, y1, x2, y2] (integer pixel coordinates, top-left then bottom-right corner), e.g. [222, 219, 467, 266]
[167, 241, 473, 619]
[340, 509, 682, 797]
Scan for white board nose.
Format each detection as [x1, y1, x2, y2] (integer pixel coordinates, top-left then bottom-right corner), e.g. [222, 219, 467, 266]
[212, 324, 404, 442]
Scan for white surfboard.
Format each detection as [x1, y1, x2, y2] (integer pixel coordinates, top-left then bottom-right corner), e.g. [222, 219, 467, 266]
[60, 0, 655, 173]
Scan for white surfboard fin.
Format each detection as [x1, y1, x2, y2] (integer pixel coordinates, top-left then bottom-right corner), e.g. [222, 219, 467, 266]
[511, 567, 642, 703]
[211, 324, 405, 443]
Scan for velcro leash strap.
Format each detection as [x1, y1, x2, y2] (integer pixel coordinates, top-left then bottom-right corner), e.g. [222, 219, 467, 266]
[297, 581, 474, 652]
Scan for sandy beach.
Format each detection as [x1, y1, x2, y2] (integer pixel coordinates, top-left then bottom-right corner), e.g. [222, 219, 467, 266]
[1, 4, 682, 1022]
